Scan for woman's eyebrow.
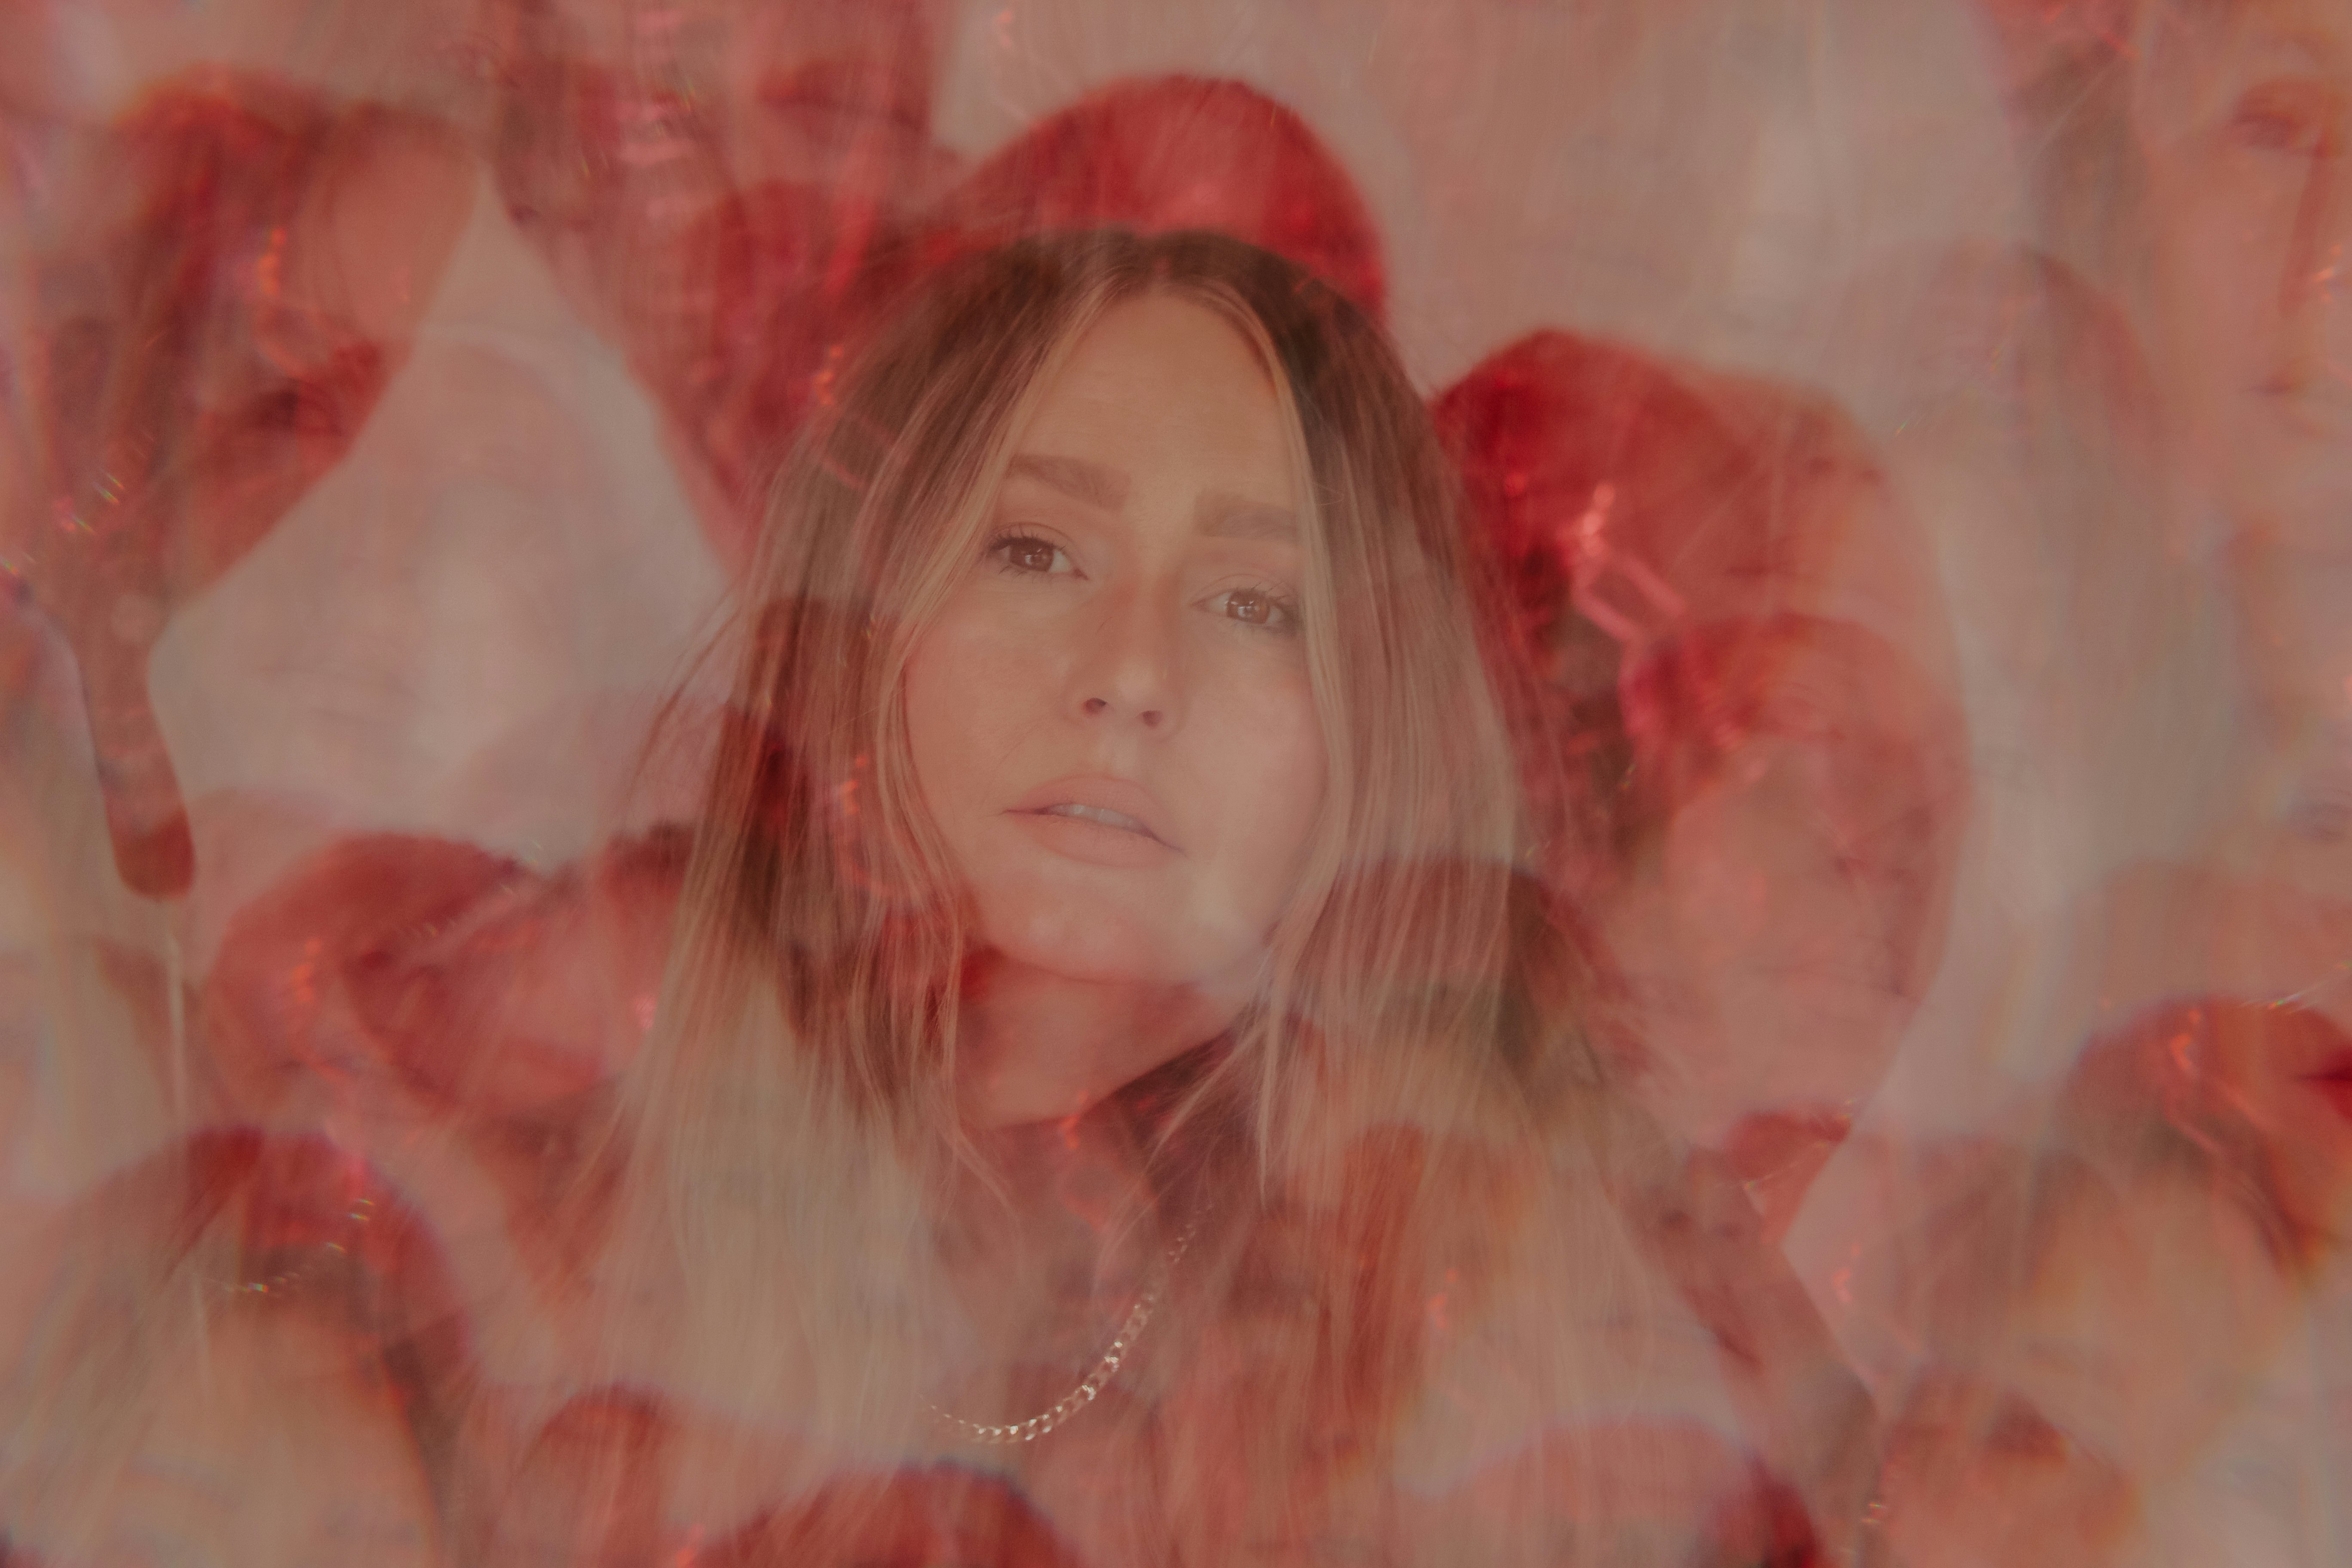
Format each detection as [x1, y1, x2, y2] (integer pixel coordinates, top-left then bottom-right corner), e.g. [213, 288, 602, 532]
[1005, 452, 1129, 508]
[1198, 493, 1300, 544]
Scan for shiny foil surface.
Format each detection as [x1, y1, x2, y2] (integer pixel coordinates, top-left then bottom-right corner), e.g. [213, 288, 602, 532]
[1, 2, 2348, 1564]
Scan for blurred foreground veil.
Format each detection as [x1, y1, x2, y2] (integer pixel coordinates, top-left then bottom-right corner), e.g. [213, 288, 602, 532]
[0, 0, 2343, 1565]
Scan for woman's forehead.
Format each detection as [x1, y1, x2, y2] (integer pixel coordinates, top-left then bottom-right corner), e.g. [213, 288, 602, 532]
[1042, 293, 1279, 417]
[1011, 294, 1296, 512]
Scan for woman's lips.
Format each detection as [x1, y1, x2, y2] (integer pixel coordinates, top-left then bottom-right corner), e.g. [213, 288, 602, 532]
[1004, 777, 1181, 869]
[1005, 808, 1178, 870]
[1007, 777, 1178, 843]
[1034, 801, 1153, 836]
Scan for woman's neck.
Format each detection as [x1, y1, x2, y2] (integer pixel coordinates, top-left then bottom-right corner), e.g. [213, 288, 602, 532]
[930, 1090, 1164, 1421]
[953, 950, 1240, 1128]
[935, 1020, 1238, 1414]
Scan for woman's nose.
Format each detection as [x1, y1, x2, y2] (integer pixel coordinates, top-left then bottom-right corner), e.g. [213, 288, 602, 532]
[2286, 137, 2352, 358]
[1071, 584, 1181, 732]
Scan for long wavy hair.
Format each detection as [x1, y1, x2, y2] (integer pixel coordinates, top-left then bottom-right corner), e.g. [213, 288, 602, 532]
[609, 227, 1648, 1546]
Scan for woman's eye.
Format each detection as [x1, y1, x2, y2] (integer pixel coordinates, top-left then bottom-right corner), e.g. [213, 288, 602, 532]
[1210, 586, 1300, 634]
[2230, 80, 2341, 157]
[989, 534, 1072, 576]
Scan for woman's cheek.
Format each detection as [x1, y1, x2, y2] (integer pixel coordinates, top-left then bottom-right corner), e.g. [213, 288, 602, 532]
[907, 604, 1052, 793]
[1230, 662, 1326, 855]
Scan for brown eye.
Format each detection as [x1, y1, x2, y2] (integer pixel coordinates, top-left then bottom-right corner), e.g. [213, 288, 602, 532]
[990, 535, 1068, 576]
[1212, 586, 1299, 634]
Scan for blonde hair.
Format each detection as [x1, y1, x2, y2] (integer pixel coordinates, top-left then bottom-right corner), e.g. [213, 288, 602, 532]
[610, 230, 1647, 1535]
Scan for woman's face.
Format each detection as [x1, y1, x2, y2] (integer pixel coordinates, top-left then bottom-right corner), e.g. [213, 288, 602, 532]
[903, 294, 1328, 994]
[2136, 0, 2352, 552]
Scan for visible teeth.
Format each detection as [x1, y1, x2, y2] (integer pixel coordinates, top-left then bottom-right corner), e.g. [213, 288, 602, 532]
[1042, 802, 1151, 836]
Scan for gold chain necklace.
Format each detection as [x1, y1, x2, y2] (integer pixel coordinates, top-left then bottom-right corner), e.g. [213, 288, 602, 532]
[932, 1212, 1202, 1446]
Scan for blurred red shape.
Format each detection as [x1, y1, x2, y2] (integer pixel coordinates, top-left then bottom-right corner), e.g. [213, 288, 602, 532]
[1434, 325, 1964, 944]
[7, 73, 473, 896]
[484, 1387, 677, 1566]
[53, 1123, 462, 1351]
[629, 180, 932, 565]
[205, 829, 685, 1121]
[1436, 330, 1968, 1228]
[200, 829, 686, 1298]
[490, 28, 937, 570]
[943, 75, 1387, 322]
[486, 1382, 1087, 1568]
[708, 1467, 1090, 1568]
[1402, 1416, 1824, 1568]
[2063, 996, 2352, 1272]
[1435, 330, 1867, 659]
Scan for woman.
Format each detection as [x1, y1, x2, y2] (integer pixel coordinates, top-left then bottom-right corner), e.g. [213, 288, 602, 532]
[542, 228, 1842, 1564]
[1, 226, 1842, 1565]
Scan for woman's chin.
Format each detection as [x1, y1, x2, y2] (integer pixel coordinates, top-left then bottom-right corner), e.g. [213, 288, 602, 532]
[974, 901, 1250, 993]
